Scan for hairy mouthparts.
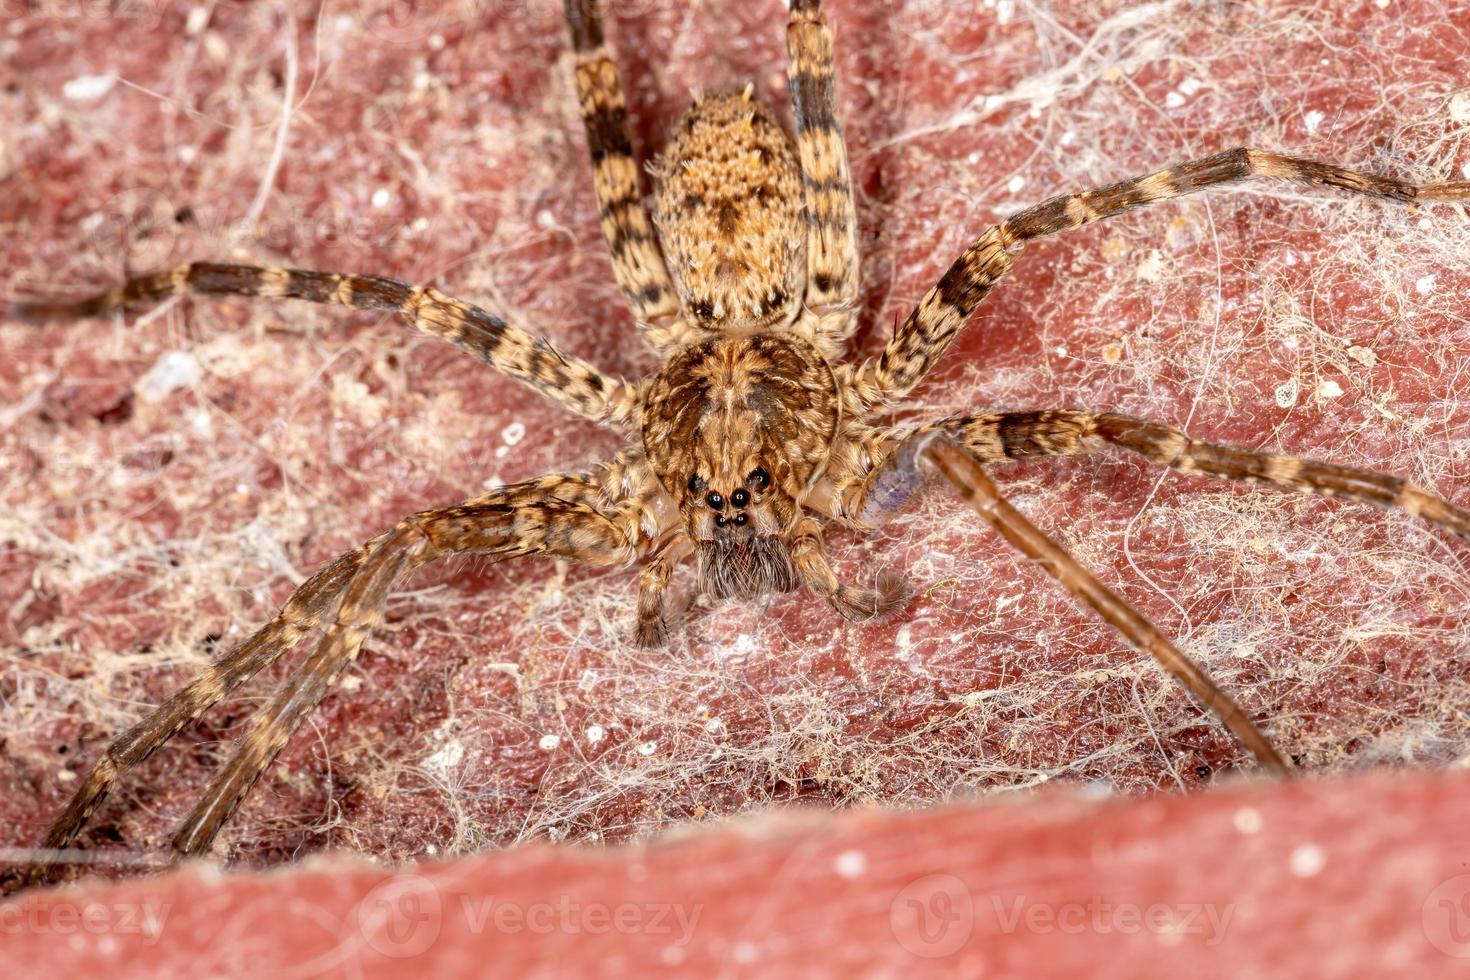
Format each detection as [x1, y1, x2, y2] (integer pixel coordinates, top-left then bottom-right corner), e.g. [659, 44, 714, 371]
[698, 535, 801, 600]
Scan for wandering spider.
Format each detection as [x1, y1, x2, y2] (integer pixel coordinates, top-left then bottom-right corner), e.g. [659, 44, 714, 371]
[5, 0, 1470, 890]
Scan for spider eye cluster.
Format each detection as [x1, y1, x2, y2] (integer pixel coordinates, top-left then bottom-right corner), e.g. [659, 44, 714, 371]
[686, 467, 773, 528]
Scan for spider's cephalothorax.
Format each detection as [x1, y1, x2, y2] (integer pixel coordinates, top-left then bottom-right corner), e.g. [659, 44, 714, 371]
[10, 0, 1470, 888]
[642, 332, 838, 600]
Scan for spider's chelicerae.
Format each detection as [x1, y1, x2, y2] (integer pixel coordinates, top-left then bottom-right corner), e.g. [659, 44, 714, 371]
[7, 0, 1470, 888]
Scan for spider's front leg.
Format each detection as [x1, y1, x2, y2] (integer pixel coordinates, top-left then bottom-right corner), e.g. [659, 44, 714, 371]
[13, 469, 651, 889]
[7, 263, 642, 430]
[838, 428, 1291, 774]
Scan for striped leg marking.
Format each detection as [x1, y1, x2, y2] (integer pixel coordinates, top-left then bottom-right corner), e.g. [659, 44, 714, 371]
[786, 0, 861, 343]
[169, 478, 638, 858]
[564, 0, 689, 353]
[943, 410, 1470, 539]
[847, 147, 1470, 407]
[8, 262, 640, 428]
[921, 436, 1290, 773]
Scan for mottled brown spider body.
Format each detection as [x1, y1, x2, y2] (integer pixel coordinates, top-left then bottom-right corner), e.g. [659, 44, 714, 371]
[653, 87, 807, 333]
[7, 0, 1470, 890]
[643, 333, 840, 604]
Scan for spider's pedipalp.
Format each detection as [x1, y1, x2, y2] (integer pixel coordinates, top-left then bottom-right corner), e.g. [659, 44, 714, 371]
[851, 147, 1470, 408]
[634, 535, 694, 648]
[10, 262, 640, 429]
[789, 517, 910, 621]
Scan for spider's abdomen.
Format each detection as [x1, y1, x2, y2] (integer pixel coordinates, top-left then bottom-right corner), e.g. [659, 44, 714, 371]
[651, 86, 804, 332]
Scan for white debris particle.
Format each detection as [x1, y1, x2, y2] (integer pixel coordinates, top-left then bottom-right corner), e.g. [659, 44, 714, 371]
[1319, 379, 1344, 399]
[1178, 77, 1202, 96]
[1451, 91, 1470, 123]
[57, 769, 76, 783]
[187, 407, 214, 440]
[1346, 345, 1377, 368]
[1135, 249, 1165, 282]
[733, 633, 757, 655]
[185, 6, 210, 34]
[1462, 162, 1470, 181]
[371, 187, 392, 209]
[423, 738, 465, 776]
[1303, 109, 1325, 134]
[704, 717, 725, 734]
[63, 73, 117, 102]
[340, 674, 363, 693]
[1289, 843, 1326, 878]
[1006, 175, 1025, 194]
[1233, 806, 1263, 834]
[834, 850, 868, 879]
[538, 734, 561, 751]
[137, 350, 203, 402]
[895, 623, 913, 661]
[1274, 378, 1299, 409]
[502, 421, 526, 445]
[638, 741, 657, 756]
[586, 724, 605, 745]
[1165, 91, 1185, 109]
[1415, 274, 1436, 295]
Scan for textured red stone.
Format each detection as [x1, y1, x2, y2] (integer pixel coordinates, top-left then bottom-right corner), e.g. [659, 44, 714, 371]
[1, 0, 1468, 921]
[5, 766, 1469, 977]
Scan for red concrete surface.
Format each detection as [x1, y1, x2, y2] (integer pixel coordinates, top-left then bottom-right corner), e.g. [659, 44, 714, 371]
[4, 765, 1470, 978]
[2, 0, 1469, 939]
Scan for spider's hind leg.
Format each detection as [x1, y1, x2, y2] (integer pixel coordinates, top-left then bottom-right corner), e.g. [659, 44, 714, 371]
[563, 0, 688, 353]
[786, 0, 862, 345]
